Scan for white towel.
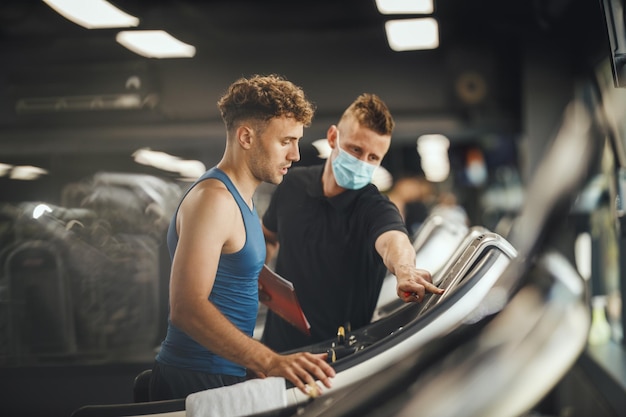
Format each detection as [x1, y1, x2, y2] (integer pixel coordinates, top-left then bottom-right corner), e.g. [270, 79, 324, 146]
[185, 377, 287, 417]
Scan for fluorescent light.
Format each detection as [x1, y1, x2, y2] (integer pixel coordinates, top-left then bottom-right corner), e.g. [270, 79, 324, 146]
[116, 30, 196, 58]
[0, 163, 13, 177]
[417, 134, 450, 182]
[312, 139, 332, 159]
[384, 18, 439, 51]
[43, 0, 139, 29]
[10, 165, 49, 181]
[375, 0, 434, 14]
[16, 94, 145, 113]
[132, 148, 206, 179]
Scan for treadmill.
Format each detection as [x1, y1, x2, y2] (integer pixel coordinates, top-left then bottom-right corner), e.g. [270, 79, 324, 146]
[372, 213, 469, 321]
[263, 89, 602, 417]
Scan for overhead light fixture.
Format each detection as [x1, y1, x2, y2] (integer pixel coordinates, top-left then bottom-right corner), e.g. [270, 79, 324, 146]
[116, 30, 196, 58]
[15, 93, 149, 113]
[0, 163, 13, 177]
[132, 148, 205, 180]
[375, 0, 434, 14]
[43, 0, 139, 29]
[9, 165, 49, 181]
[312, 139, 332, 159]
[417, 134, 450, 182]
[384, 18, 439, 51]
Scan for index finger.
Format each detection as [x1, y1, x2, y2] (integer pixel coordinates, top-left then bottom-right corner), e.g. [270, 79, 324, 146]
[424, 281, 444, 294]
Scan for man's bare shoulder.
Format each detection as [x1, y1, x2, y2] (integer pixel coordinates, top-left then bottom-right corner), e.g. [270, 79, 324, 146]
[182, 178, 238, 217]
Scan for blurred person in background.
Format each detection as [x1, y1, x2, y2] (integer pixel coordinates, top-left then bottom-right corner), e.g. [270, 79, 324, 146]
[386, 174, 436, 236]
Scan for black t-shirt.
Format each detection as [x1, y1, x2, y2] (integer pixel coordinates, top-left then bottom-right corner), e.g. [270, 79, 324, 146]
[261, 165, 408, 352]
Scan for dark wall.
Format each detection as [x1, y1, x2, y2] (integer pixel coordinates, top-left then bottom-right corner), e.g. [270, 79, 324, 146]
[0, 1, 524, 159]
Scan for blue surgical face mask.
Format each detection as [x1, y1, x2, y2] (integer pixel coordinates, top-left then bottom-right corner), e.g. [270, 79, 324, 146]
[331, 131, 377, 190]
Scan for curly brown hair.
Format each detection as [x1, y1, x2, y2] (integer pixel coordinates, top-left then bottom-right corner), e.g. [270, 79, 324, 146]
[340, 93, 395, 136]
[217, 74, 315, 133]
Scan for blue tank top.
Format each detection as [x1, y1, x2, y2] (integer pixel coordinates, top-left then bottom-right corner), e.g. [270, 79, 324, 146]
[156, 167, 266, 376]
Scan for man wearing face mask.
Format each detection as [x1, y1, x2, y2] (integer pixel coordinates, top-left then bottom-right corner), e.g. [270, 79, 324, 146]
[261, 93, 444, 352]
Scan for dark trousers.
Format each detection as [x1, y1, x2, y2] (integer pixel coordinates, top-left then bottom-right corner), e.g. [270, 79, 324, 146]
[149, 361, 246, 401]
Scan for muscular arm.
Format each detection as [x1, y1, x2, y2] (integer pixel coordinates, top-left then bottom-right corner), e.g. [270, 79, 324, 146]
[375, 230, 444, 302]
[169, 180, 334, 394]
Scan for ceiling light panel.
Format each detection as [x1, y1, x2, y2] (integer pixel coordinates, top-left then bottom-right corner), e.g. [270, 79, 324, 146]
[375, 0, 434, 14]
[43, 0, 139, 29]
[385, 18, 439, 51]
[116, 30, 196, 58]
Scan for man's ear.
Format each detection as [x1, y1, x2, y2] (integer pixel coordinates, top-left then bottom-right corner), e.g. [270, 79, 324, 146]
[327, 125, 338, 149]
[237, 125, 253, 149]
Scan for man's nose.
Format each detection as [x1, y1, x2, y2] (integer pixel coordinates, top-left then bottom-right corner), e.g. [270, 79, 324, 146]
[288, 142, 301, 162]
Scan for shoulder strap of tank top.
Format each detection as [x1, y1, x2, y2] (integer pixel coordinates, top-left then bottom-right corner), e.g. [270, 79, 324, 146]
[206, 168, 250, 213]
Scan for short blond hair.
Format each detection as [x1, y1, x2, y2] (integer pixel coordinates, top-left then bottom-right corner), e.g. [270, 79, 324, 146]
[339, 93, 394, 135]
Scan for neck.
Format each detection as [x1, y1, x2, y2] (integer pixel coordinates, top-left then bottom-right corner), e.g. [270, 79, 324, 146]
[217, 156, 259, 206]
[321, 159, 345, 198]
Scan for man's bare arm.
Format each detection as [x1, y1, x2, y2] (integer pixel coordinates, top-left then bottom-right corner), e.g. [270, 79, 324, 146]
[375, 230, 444, 302]
[169, 181, 334, 393]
